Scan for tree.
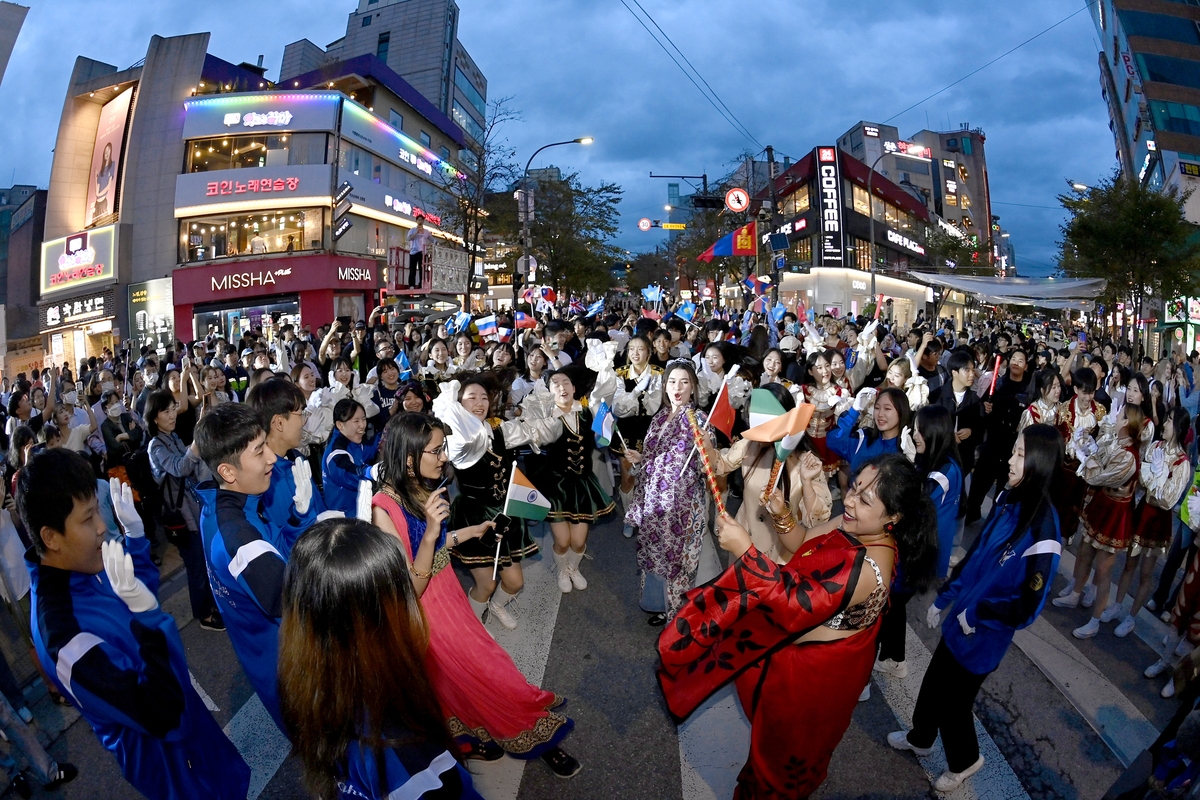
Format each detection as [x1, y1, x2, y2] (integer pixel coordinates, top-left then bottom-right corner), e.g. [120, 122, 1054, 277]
[1058, 173, 1200, 335]
[923, 226, 991, 276]
[626, 250, 670, 293]
[528, 172, 623, 296]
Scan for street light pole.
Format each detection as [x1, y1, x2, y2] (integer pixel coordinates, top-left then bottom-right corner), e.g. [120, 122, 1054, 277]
[867, 152, 886, 304]
[516, 137, 593, 306]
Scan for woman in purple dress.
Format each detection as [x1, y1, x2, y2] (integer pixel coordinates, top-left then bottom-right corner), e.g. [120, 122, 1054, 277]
[625, 360, 710, 625]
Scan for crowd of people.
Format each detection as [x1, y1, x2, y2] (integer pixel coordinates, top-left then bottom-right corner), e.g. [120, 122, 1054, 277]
[1, 299, 1199, 798]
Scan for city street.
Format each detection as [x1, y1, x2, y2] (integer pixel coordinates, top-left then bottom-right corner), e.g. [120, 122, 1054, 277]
[13, 487, 1169, 800]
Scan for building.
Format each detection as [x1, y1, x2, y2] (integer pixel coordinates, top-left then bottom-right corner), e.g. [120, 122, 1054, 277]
[0, 2, 27, 86]
[0, 184, 36, 304]
[40, 31, 468, 368]
[838, 122, 935, 211]
[280, 0, 487, 154]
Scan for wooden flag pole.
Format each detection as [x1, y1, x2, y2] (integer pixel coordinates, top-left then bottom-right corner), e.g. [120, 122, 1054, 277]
[687, 408, 726, 516]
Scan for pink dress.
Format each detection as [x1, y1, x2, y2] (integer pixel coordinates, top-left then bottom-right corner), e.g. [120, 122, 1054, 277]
[373, 490, 573, 756]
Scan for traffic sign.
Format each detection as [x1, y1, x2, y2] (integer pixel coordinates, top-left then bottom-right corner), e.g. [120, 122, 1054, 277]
[662, 223, 687, 231]
[775, 255, 786, 269]
[725, 188, 750, 213]
[638, 218, 652, 232]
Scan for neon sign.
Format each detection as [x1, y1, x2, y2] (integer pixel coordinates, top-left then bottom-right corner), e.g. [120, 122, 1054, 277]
[883, 140, 930, 159]
[382, 194, 442, 226]
[206, 177, 301, 196]
[223, 110, 294, 128]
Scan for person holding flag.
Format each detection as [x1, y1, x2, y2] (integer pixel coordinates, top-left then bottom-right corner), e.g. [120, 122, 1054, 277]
[612, 336, 663, 537]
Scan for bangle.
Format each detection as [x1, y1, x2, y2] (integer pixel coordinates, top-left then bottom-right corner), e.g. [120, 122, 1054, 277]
[451, 529, 460, 547]
[410, 563, 433, 580]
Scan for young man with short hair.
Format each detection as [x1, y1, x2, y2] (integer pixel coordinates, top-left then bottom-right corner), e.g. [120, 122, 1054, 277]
[21, 450, 247, 798]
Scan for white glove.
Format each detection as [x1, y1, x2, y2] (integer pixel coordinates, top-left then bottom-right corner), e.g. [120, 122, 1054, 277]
[109, 478, 144, 538]
[102, 539, 157, 613]
[634, 368, 653, 395]
[1102, 412, 1118, 430]
[1150, 447, 1167, 479]
[316, 510, 345, 522]
[901, 426, 917, 462]
[859, 319, 880, 344]
[957, 610, 976, 636]
[293, 458, 312, 515]
[356, 480, 373, 522]
[366, 464, 380, 482]
[328, 380, 349, 398]
[584, 339, 613, 372]
[926, 603, 941, 629]
[853, 387, 877, 413]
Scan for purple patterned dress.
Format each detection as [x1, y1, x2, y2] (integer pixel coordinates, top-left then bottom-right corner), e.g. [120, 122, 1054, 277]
[626, 406, 710, 616]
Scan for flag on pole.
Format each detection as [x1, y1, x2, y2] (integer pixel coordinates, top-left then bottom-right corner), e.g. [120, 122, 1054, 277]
[677, 301, 697, 322]
[642, 307, 662, 321]
[641, 286, 664, 303]
[743, 390, 815, 461]
[708, 384, 737, 439]
[751, 295, 770, 314]
[569, 298, 586, 315]
[586, 298, 605, 317]
[770, 302, 787, 323]
[451, 310, 472, 333]
[520, 286, 539, 303]
[497, 327, 513, 343]
[541, 287, 558, 303]
[475, 314, 497, 337]
[698, 221, 757, 263]
[536, 298, 553, 314]
[513, 311, 537, 329]
[744, 275, 770, 295]
[396, 350, 413, 381]
[504, 464, 551, 521]
[591, 399, 615, 447]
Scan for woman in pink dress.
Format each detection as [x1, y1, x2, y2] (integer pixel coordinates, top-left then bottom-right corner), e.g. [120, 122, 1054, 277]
[370, 411, 581, 778]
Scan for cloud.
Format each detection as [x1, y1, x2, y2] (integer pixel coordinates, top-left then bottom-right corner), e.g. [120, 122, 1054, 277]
[0, 0, 1112, 278]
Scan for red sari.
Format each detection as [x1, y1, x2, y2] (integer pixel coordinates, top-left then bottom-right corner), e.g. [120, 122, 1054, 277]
[658, 532, 873, 799]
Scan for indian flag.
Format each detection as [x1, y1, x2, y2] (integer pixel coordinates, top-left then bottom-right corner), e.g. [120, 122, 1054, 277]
[744, 389, 815, 462]
[504, 464, 551, 521]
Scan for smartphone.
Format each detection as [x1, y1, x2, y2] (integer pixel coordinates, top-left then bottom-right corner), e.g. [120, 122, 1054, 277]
[336, 315, 352, 332]
[1079, 331, 1086, 344]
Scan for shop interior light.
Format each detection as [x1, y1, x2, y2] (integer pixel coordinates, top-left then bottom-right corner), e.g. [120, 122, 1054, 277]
[222, 140, 228, 146]
[199, 82, 205, 88]
[191, 224, 198, 230]
[294, 81, 299, 87]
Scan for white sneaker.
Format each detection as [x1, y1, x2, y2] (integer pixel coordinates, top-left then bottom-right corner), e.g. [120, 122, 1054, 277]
[1100, 603, 1124, 623]
[1163, 610, 1174, 623]
[932, 756, 985, 792]
[1072, 618, 1100, 639]
[1082, 584, 1097, 608]
[873, 659, 909, 679]
[887, 730, 933, 757]
[1057, 578, 1076, 598]
[1162, 680, 1177, 699]
[858, 683, 871, 702]
[16, 707, 32, 725]
[487, 598, 518, 630]
[1147, 599, 1158, 613]
[1052, 592, 1080, 609]
[622, 523, 635, 538]
[566, 548, 588, 591]
[1145, 659, 1171, 678]
[1176, 637, 1192, 658]
[1114, 615, 1136, 638]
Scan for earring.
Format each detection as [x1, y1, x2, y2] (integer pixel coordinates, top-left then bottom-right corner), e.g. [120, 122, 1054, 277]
[885, 522, 895, 533]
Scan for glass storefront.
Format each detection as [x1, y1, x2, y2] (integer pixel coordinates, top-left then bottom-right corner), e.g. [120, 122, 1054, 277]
[186, 133, 330, 172]
[851, 184, 924, 236]
[180, 208, 325, 262]
[336, 213, 410, 259]
[193, 295, 300, 341]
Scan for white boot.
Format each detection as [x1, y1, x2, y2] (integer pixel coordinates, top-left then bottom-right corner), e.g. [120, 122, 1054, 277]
[468, 595, 488, 622]
[553, 549, 573, 593]
[488, 586, 519, 630]
[566, 547, 588, 591]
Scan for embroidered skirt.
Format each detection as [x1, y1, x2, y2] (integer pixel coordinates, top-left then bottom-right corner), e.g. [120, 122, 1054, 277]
[1081, 489, 1135, 553]
[1131, 502, 1173, 556]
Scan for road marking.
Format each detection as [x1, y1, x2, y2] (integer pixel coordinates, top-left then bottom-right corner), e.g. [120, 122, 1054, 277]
[222, 694, 290, 800]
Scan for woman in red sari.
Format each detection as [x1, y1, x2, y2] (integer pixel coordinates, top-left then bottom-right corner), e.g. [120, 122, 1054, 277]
[370, 412, 581, 778]
[659, 453, 938, 799]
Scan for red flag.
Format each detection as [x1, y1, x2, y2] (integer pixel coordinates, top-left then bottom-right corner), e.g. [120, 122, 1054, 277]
[708, 386, 736, 439]
[642, 307, 662, 320]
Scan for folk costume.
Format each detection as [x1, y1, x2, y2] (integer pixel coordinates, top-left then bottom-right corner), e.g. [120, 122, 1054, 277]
[521, 395, 614, 524]
[1132, 440, 1191, 556]
[1017, 397, 1058, 435]
[1079, 418, 1146, 554]
[612, 363, 664, 454]
[1055, 395, 1103, 539]
[800, 382, 850, 476]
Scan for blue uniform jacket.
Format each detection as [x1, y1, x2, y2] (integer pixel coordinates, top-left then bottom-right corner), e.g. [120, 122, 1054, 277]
[196, 482, 297, 732]
[825, 407, 900, 474]
[264, 448, 325, 544]
[934, 491, 1061, 675]
[322, 431, 381, 516]
[28, 534, 250, 799]
[339, 737, 483, 800]
[929, 460, 964, 578]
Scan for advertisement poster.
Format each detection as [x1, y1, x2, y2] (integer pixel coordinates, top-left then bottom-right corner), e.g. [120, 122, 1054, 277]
[128, 279, 173, 357]
[85, 87, 133, 228]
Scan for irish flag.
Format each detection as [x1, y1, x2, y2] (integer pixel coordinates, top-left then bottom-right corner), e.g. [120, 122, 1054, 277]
[504, 464, 551, 521]
[744, 389, 815, 461]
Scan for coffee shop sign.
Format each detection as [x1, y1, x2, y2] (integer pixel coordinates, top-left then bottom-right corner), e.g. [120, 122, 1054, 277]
[223, 111, 294, 128]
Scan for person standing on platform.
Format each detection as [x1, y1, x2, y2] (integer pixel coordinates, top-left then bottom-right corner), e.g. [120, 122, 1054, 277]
[407, 219, 433, 289]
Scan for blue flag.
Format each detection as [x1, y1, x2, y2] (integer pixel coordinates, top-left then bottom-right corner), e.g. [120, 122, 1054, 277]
[586, 298, 606, 317]
[451, 310, 472, 333]
[641, 286, 663, 303]
[677, 301, 697, 322]
[591, 399, 615, 448]
[396, 351, 413, 381]
[770, 302, 787, 323]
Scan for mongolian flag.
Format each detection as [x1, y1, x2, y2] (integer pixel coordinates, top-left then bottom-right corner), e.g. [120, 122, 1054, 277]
[698, 221, 757, 263]
[743, 389, 815, 461]
[744, 275, 770, 295]
[504, 464, 551, 521]
[513, 311, 537, 329]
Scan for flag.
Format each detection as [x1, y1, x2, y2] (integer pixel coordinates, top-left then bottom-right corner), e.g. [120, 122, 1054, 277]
[475, 314, 497, 337]
[520, 286, 538, 302]
[744, 275, 770, 295]
[591, 400, 615, 447]
[641, 285, 664, 303]
[536, 298, 553, 314]
[677, 301, 697, 322]
[451, 310, 472, 333]
[569, 298, 586, 315]
[751, 295, 770, 314]
[541, 287, 557, 303]
[698, 221, 757, 263]
[586, 298, 606, 317]
[513, 311, 537, 329]
[504, 464, 551, 521]
[497, 327, 513, 343]
[396, 351, 413, 381]
[770, 303, 787, 323]
[708, 384, 736, 439]
[642, 307, 662, 321]
[743, 391, 815, 461]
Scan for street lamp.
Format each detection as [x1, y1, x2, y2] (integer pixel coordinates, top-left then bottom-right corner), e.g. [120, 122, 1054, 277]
[1071, 182, 1090, 192]
[516, 137, 594, 303]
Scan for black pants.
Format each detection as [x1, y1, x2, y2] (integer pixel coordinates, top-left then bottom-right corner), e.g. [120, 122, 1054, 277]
[408, 251, 423, 287]
[909, 639, 989, 773]
[178, 527, 217, 622]
[877, 590, 914, 663]
[965, 445, 1010, 521]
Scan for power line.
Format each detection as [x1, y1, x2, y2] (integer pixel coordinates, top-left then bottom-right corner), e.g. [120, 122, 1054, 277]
[883, 1, 1097, 124]
[992, 200, 1064, 210]
[617, 0, 762, 150]
[626, 0, 763, 150]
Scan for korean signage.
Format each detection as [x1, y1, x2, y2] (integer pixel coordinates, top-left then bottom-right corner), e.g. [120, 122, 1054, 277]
[342, 178, 444, 227]
[1181, 162, 1200, 178]
[174, 164, 333, 216]
[181, 92, 340, 140]
[129, 279, 174, 357]
[40, 224, 118, 297]
[40, 288, 116, 333]
[883, 140, 930, 159]
[85, 87, 134, 228]
[340, 100, 458, 182]
[816, 147, 844, 268]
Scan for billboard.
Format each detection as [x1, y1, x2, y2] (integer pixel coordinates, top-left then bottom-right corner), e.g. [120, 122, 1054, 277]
[40, 224, 118, 297]
[181, 92, 341, 140]
[85, 87, 133, 228]
[816, 147, 845, 267]
[129, 279, 174, 357]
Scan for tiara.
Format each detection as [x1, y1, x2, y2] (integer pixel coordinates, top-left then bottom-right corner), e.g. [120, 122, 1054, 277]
[665, 357, 694, 369]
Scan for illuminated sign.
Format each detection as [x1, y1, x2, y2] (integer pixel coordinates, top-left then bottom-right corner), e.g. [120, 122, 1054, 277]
[1140, 152, 1153, 182]
[85, 87, 133, 228]
[382, 194, 442, 227]
[946, 180, 958, 194]
[937, 218, 967, 239]
[212, 267, 290, 292]
[1181, 162, 1200, 178]
[852, 280, 868, 291]
[41, 288, 115, 332]
[222, 110, 294, 128]
[340, 100, 460, 183]
[182, 93, 341, 140]
[337, 266, 374, 282]
[883, 140, 930, 159]
[942, 159, 955, 168]
[40, 224, 118, 296]
[864, 126, 880, 138]
[129, 279, 173, 357]
[887, 228, 926, 256]
[174, 164, 334, 217]
[206, 176, 301, 196]
[816, 147, 844, 267]
[662, 223, 687, 230]
[761, 217, 807, 244]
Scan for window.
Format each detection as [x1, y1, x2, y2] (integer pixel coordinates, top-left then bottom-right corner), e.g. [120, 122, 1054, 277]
[782, 184, 810, 216]
[179, 208, 324, 263]
[376, 32, 390, 62]
[961, 136, 972, 155]
[186, 133, 328, 172]
[452, 100, 485, 142]
[1137, 52, 1200, 90]
[852, 185, 871, 216]
[1117, 10, 1200, 45]
[791, 237, 812, 264]
[961, 194, 972, 209]
[389, 110, 403, 131]
[454, 67, 487, 119]
[1125, 78, 1133, 103]
[946, 194, 958, 206]
[1150, 100, 1200, 137]
[439, 146, 451, 162]
[338, 213, 414, 258]
[362, 15, 371, 26]
[958, 164, 970, 181]
[962, 215, 974, 229]
[1162, 0, 1200, 6]
[419, 131, 431, 148]
[459, 148, 480, 172]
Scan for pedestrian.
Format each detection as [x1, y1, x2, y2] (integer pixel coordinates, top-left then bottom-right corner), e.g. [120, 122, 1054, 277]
[322, 398, 382, 517]
[247, 379, 328, 542]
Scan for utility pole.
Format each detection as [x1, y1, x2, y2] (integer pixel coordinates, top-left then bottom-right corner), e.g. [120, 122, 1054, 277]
[765, 146, 781, 303]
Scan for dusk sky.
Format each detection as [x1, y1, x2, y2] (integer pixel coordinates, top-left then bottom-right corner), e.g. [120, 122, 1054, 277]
[0, 0, 1112, 277]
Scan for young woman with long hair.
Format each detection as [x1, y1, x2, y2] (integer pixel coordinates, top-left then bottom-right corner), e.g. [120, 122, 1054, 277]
[826, 386, 913, 475]
[369, 413, 580, 777]
[891, 424, 1064, 793]
[510, 346, 549, 406]
[875, 404, 963, 679]
[759, 348, 801, 403]
[1018, 368, 1064, 434]
[659, 453, 938, 798]
[612, 336, 663, 537]
[799, 348, 850, 477]
[278, 517, 483, 800]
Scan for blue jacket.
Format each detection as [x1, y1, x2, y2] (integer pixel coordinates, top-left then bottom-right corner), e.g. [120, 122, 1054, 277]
[928, 460, 964, 578]
[264, 448, 325, 544]
[339, 736, 483, 800]
[322, 431, 381, 516]
[825, 407, 900, 474]
[934, 491, 1061, 675]
[196, 482, 297, 733]
[28, 534, 250, 799]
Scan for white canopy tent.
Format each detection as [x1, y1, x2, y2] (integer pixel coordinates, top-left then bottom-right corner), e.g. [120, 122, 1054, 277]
[905, 272, 1106, 309]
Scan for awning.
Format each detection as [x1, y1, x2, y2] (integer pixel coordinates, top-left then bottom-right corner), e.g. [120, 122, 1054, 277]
[905, 272, 1107, 303]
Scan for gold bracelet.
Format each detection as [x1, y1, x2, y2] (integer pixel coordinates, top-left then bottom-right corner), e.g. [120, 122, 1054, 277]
[410, 563, 433, 580]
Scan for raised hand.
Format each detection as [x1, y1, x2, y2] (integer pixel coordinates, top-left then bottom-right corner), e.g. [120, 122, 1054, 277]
[102, 540, 157, 613]
[109, 478, 144, 538]
[293, 458, 312, 515]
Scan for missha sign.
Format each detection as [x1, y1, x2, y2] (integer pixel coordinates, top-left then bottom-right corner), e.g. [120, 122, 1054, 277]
[173, 253, 378, 303]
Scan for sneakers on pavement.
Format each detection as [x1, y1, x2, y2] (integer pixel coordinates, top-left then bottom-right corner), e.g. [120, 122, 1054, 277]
[487, 598, 518, 630]
[1073, 618, 1100, 639]
[1145, 659, 1171, 678]
[16, 707, 32, 724]
[43, 764, 77, 791]
[1082, 584, 1097, 609]
[1100, 603, 1124, 623]
[873, 659, 909, 679]
[541, 747, 582, 779]
[933, 756, 985, 792]
[1057, 578, 1076, 598]
[1177, 637, 1193, 657]
[622, 523, 635, 538]
[1163, 680, 1177, 699]
[887, 730, 934, 757]
[1114, 615, 1137, 638]
[1052, 592, 1080, 609]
